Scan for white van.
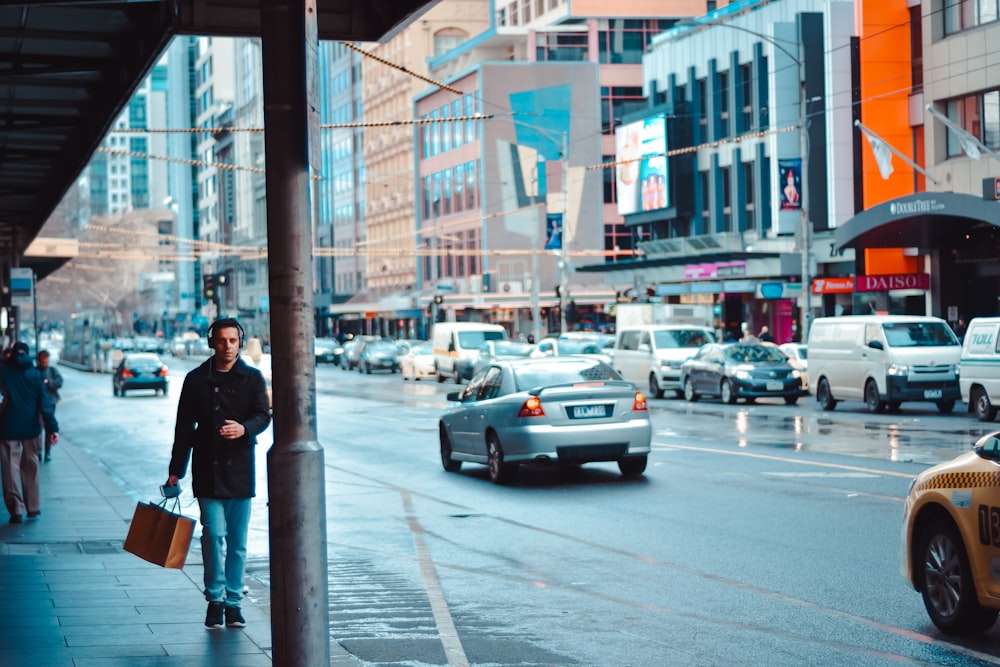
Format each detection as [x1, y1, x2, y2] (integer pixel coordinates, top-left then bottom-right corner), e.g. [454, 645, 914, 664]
[807, 315, 961, 413]
[959, 316, 1000, 421]
[432, 322, 507, 384]
[614, 325, 716, 398]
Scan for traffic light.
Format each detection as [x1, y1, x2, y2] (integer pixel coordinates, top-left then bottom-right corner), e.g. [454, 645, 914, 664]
[202, 273, 216, 302]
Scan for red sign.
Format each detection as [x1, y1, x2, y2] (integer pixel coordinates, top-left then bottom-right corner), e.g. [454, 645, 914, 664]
[855, 273, 930, 292]
[812, 277, 855, 294]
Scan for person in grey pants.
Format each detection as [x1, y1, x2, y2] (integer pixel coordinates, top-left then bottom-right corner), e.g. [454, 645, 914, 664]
[36, 350, 62, 462]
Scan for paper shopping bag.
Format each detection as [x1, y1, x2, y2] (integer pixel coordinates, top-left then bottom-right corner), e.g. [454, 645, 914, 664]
[123, 499, 195, 569]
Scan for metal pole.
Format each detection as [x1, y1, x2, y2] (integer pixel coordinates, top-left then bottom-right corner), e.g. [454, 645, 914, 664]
[530, 248, 541, 343]
[558, 130, 569, 334]
[798, 44, 811, 343]
[260, 1, 329, 665]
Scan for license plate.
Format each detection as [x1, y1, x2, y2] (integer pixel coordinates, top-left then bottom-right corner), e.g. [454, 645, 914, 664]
[924, 389, 942, 399]
[572, 405, 608, 419]
[766, 381, 783, 391]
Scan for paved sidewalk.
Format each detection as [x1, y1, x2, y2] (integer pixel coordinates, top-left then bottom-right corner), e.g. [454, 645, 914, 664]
[0, 434, 357, 666]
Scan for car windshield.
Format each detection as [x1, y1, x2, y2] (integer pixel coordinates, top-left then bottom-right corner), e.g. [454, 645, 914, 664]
[458, 330, 506, 347]
[491, 341, 534, 356]
[315, 338, 337, 350]
[126, 353, 161, 365]
[653, 329, 713, 348]
[558, 339, 602, 354]
[723, 344, 786, 363]
[882, 322, 959, 347]
[513, 359, 621, 391]
[366, 342, 396, 354]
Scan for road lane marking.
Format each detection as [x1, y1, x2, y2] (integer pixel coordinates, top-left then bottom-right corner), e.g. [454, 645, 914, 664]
[654, 442, 917, 478]
[400, 490, 470, 667]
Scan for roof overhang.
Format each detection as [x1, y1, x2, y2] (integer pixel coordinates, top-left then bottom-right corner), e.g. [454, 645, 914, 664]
[834, 191, 1000, 250]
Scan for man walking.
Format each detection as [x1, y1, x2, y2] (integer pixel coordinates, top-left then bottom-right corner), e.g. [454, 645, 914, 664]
[36, 349, 63, 462]
[0, 341, 58, 523]
[166, 319, 270, 629]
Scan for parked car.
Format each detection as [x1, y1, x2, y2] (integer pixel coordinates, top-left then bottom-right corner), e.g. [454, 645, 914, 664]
[400, 342, 436, 380]
[314, 337, 343, 365]
[614, 325, 716, 399]
[680, 342, 802, 405]
[358, 340, 399, 374]
[779, 343, 809, 391]
[112, 352, 169, 397]
[472, 340, 535, 376]
[439, 357, 651, 484]
[959, 316, 1000, 421]
[432, 322, 507, 384]
[902, 431, 1000, 634]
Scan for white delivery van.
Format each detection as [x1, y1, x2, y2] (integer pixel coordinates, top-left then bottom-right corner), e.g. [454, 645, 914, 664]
[959, 316, 1000, 421]
[807, 315, 961, 413]
[615, 325, 716, 398]
[432, 322, 507, 384]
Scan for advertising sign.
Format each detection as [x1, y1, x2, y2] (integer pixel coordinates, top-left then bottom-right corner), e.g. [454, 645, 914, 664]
[855, 273, 930, 292]
[811, 277, 855, 294]
[615, 114, 668, 215]
[544, 213, 562, 250]
[778, 158, 802, 211]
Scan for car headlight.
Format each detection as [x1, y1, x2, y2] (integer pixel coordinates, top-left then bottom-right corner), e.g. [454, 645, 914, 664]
[735, 369, 751, 381]
[660, 360, 681, 369]
[887, 364, 909, 376]
[791, 369, 801, 379]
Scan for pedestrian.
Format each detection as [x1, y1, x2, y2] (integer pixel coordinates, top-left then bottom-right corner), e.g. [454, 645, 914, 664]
[165, 318, 270, 630]
[0, 341, 58, 523]
[758, 325, 774, 343]
[35, 350, 63, 462]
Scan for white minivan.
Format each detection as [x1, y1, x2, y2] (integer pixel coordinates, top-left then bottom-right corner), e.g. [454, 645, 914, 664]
[807, 315, 961, 413]
[959, 316, 1000, 421]
[614, 325, 716, 398]
[432, 322, 507, 384]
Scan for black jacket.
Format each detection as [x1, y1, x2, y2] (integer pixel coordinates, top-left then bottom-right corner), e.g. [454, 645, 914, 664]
[169, 356, 270, 499]
[0, 351, 57, 440]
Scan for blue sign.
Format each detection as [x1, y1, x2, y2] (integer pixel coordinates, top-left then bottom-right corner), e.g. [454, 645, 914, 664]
[544, 213, 563, 250]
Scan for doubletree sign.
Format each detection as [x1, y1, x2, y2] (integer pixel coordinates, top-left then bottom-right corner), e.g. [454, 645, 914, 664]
[855, 273, 929, 292]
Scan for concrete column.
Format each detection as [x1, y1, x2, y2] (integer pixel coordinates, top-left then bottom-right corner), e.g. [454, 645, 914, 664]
[260, 1, 330, 665]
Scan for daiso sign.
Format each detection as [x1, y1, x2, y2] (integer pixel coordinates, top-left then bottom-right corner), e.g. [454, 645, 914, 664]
[855, 273, 930, 292]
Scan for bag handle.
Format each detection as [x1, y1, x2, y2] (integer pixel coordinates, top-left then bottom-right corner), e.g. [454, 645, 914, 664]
[157, 496, 183, 514]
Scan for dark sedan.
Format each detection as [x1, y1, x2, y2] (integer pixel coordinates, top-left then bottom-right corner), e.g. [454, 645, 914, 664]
[358, 341, 399, 374]
[680, 342, 802, 405]
[113, 352, 169, 397]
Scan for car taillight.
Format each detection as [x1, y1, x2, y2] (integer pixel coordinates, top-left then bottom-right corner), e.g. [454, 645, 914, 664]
[633, 391, 647, 411]
[517, 396, 545, 417]
[122, 369, 134, 379]
[158, 367, 168, 377]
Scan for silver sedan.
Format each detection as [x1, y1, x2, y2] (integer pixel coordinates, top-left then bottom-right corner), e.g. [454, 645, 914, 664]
[439, 357, 652, 484]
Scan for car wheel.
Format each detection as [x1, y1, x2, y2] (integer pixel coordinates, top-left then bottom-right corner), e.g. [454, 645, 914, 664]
[683, 377, 699, 402]
[918, 517, 999, 634]
[783, 395, 798, 405]
[486, 433, 516, 485]
[816, 378, 837, 411]
[120, 388, 126, 398]
[364, 363, 372, 375]
[864, 380, 884, 414]
[439, 425, 462, 473]
[454, 367, 461, 384]
[720, 379, 736, 404]
[113, 383, 119, 397]
[936, 398, 956, 414]
[673, 389, 684, 399]
[649, 374, 663, 399]
[436, 366, 446, 383]
[886, 401, 902, 412]
[973, 387, 998, 422]
[618, 455, 647, 477]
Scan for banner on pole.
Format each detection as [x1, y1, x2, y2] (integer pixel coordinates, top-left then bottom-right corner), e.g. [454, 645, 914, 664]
[544, 213, 563, 250]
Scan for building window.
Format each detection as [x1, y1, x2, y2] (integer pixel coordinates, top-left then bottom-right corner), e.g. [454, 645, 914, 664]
[945, 89, 1000, 157]
[721, 166, 732, 232]
[434, 29, 468, 56]
[945, 0, 1000, 35]
[535, 32, 589, 62]
[440, 104, 451, 153]
[601, 86, 645, 132]
[454, 163, 465, 213]
[598, 20, 670, 65]
[700, 170, 710, 230]
[740, 63, 754, 132]
[603, 154, 615, 202]
[717, 71, 730, 140]
[697, 78, 708, 131]
[743, 161, 756, 232]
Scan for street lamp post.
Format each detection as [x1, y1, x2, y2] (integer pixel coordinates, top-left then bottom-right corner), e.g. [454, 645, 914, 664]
[511, 118, 570, 340]
[680, 17, 812, 341]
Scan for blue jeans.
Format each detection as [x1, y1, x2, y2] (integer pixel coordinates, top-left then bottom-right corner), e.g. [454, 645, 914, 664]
[198, 498, 251, 606]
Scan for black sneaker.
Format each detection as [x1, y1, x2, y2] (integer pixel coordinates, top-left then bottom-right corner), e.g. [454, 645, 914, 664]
[224, 606, 246, 628]
[27, 510, 40, 519]
[205, 601, 225, 629]
[8, 514, 22, 524]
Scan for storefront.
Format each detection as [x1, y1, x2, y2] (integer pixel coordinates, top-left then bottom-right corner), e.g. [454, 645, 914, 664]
[834, 191, 1000, 325]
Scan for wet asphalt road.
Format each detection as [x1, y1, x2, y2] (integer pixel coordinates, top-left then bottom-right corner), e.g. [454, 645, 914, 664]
[54, 356, 1000, 666]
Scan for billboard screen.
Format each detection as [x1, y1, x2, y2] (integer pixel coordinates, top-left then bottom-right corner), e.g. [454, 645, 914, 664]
[615, 114, 668, 216]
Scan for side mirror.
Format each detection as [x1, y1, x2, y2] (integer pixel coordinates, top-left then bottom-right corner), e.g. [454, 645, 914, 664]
[446, 391, 461, 402]
[638, 343, 651, 353]
[868, 340, 884, 351]
[448, 342, 455, 352]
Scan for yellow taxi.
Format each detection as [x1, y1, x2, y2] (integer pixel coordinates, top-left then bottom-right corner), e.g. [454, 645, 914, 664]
[902, 431, 1000, 634]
